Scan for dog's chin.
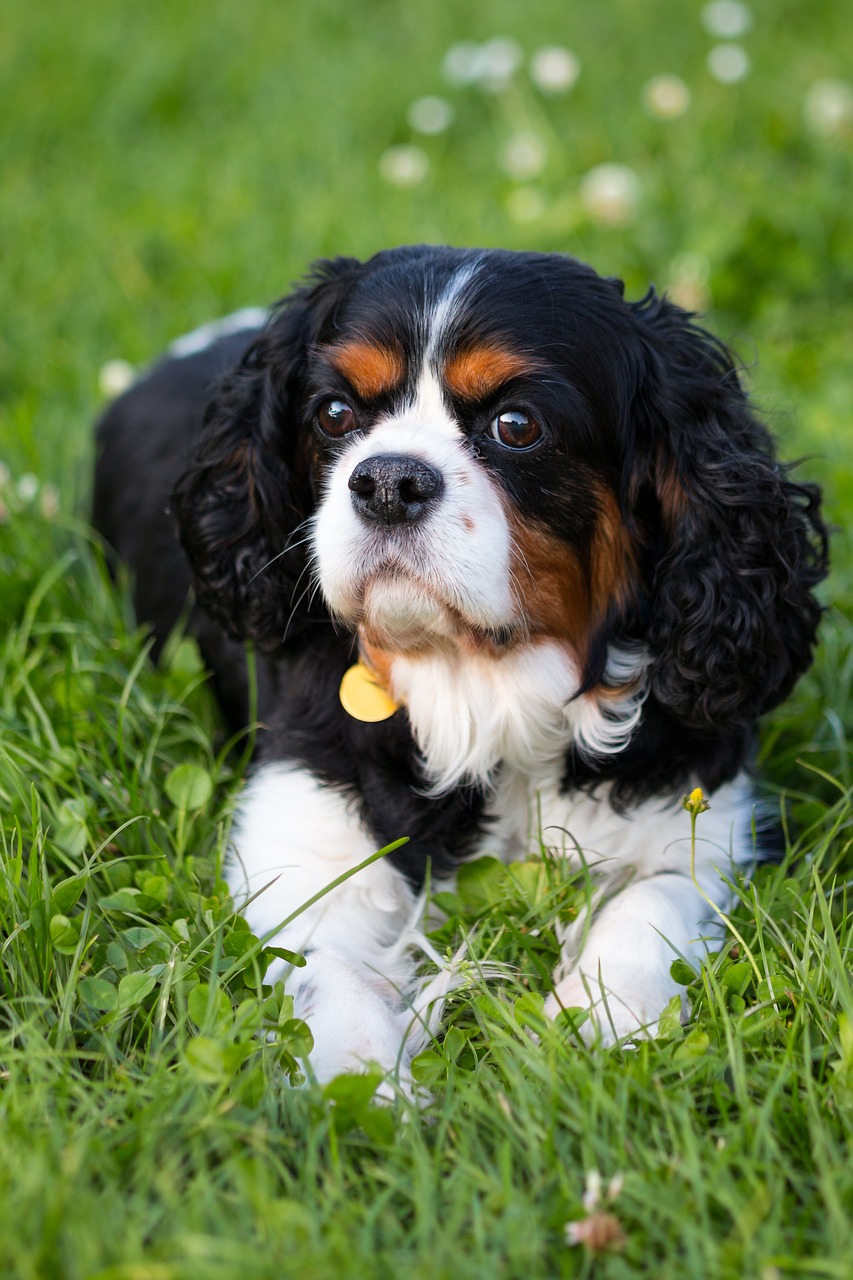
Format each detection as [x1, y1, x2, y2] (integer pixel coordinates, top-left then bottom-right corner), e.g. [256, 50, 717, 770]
[356, 576, 515, 656]
[359, 577, 457, 652]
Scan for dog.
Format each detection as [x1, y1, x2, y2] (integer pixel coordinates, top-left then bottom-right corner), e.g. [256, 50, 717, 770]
[93, 245, 827, 1085]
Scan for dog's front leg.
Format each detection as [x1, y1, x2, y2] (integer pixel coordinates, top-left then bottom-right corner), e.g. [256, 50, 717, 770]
[228, 762, 423, 1086]
[544, 870, 728, 1044]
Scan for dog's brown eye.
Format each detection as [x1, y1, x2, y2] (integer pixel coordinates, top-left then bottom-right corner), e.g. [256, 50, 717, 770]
[489, 410, 542, 450]
[317, 399, 357, 438]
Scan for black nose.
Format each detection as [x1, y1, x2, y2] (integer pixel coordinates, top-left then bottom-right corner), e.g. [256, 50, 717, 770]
[348, 454, 444, 526]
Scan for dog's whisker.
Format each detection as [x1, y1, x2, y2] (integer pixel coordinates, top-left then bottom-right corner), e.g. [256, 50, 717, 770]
[280, 563, 322, 644]
[249, 520, 315, 584]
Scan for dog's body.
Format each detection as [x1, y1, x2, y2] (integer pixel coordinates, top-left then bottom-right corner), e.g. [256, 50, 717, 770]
[93, 246, 826, 1084]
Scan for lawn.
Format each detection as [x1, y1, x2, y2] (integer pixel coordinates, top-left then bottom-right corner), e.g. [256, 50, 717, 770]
[1, 0, 852, 1276]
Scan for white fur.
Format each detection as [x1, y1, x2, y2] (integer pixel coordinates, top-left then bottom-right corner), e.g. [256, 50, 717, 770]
[424, 261, 482, 360]
[228, 764, 443, 1086]
[169, 308, 269, 358]
[388, 640, 647, 795]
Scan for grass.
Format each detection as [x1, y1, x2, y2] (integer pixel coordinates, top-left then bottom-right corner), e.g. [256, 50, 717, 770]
[1, 0, 853, 1275]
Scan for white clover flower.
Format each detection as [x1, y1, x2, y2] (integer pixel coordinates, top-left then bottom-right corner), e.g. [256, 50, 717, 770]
[566, 1170, 627, 1255]
[442, 41, 488, 86]
[530, 46, 581, 95]
[642, 74, 691, 120]
[701, 1, 753, 38]
[99, 359, 136, 399]
[17, 473, 39, 503]
[407, 96, 455, 135]
[480, 36, 523, 92]
[582, 1169, 603, 1212]
[579, 163, 641, 227]
[506, 187, 546, 223]
[804, 79, 853, 137]
[501, 132, 547, 180]
[379, 145, 429, 186]
[707, 43, 750, 83]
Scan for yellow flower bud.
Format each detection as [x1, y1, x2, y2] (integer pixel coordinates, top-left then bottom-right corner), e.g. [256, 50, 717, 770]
[682, 787, 710, 816]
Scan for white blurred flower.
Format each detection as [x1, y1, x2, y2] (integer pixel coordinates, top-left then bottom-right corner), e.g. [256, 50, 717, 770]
[39, 483, 60, 520]
[701, 1, 752, 38]
[501, 132, 547, 180]
[707, 43, 750, 83]
[669, 283, 710, 313]
[580, 164, 641, 226]
[443, 41, 488, 86]
[530, 46, 581, 94]
[17, 473, 39, 503]
[804, 79, 853, 137]
[582, 1169, 603, 1212]
[642, 74, 691, 120]
[566, 1170, 627, 1255]
[480, 37, 523, 92]
[442, 36, 522, 93]
[666, 252, 712, 310]
[99, 358, 135, 399]
[506, 187, 546, 223]
[379, 145, 429, 186]
[407, 96, 455, 135]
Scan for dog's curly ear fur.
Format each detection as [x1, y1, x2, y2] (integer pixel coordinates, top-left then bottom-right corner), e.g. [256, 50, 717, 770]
[627, 289, 828, 734]
[172, 258, 363, 649]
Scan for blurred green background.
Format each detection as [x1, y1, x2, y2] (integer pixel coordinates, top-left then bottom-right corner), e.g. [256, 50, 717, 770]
[1, 8, 852, 1274]
[2, 0, 851, 524]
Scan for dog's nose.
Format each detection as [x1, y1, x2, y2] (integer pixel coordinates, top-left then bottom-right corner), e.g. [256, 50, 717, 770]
[348, 454, 444, 526]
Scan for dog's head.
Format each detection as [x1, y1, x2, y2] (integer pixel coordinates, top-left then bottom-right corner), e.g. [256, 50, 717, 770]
[173, 246, 826, 752]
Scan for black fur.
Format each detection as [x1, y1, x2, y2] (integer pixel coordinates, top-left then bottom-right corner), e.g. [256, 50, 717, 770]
[93, 246, 827, 887]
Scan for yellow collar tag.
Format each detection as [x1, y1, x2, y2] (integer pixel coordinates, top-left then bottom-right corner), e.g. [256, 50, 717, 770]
[339, 661, 399, 722]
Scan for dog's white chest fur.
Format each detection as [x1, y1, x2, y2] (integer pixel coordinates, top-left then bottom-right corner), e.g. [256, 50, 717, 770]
[388, 637, 647, 796]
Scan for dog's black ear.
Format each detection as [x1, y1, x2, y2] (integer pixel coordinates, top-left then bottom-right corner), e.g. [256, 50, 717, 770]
[627, 289, 827, 734]
[172, 258, 363, 649]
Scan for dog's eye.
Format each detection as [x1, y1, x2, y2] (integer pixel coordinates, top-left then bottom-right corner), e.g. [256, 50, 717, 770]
[489, 410, 542, 450]
[316, 399, 357, 438]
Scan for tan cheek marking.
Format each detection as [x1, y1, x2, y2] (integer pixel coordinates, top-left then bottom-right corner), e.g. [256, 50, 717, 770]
[444, 345, 539, 400]
[510, 518, 591, 649]
[591, 488, 637, 618]
[509, 487, 636, 654]
[327, 341, 405, 399]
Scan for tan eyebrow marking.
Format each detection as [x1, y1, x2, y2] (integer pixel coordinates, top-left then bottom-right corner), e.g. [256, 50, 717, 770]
[327, 341, 405, 399]
[443, 345, 540, 400]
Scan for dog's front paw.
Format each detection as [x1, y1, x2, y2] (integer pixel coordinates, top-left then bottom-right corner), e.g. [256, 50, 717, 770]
[544, 967, 681, 1047]
[289, 949, 422, 1093]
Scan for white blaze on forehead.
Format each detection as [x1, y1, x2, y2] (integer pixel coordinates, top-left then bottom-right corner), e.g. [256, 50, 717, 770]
[399, 365, 461, 442]
[423, 259, 482, 362]
[395, 260, 483, 443]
